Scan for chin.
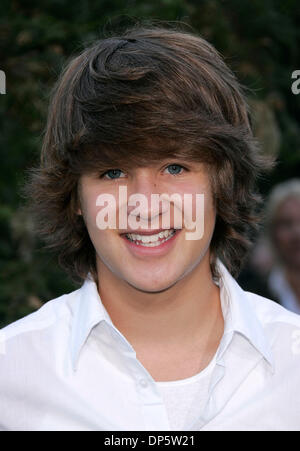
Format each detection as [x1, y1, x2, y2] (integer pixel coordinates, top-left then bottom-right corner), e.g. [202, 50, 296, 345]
[126, 275, 179, 294]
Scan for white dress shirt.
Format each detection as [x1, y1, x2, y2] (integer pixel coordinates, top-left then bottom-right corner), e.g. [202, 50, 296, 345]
[0, 257, 300, 431]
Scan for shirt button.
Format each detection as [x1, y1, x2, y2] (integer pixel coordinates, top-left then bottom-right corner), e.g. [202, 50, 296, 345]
[139, 379, 148, 388]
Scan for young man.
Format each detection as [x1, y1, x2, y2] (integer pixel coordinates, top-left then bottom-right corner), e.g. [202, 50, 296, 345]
[1, 23, 300, 431]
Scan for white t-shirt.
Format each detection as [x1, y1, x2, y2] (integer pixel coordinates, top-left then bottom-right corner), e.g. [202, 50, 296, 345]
[156, 352, 217, 430]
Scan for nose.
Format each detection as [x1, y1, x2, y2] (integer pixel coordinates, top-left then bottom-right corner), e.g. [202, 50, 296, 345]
[127, 170, 167, 224]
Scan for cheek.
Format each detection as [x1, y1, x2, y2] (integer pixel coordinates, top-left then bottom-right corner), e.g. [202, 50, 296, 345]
[82, 200, 99, 230]
[177, 184, 215, 229]
[83, 202, 116, 256]
[80, 185, 105, 232]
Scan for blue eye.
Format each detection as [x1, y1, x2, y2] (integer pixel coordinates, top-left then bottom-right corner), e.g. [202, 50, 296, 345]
[102, 169, 125, 179]
[166, 164, 184, 175]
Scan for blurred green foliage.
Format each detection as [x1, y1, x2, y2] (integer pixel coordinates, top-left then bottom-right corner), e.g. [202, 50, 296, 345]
[0, 0, 299, 327]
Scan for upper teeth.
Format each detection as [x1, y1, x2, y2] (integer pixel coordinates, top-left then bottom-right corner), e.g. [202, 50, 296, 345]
[126, 229, 175, 243]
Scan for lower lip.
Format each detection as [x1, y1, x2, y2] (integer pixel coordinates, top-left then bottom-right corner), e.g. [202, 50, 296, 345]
[121, 230, 182, 257]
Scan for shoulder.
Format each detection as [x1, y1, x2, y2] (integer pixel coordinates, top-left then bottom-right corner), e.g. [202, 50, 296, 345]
[0, 286, 83, 429]
[0, 286, 82, 354]
[245, 290, 300, 328]
[244, 291, 300, 365]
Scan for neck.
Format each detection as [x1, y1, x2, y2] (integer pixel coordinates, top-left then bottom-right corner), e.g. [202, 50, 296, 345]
[96, 252, 223, 350]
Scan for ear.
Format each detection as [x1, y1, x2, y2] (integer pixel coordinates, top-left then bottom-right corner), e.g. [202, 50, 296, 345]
[77, 208, 82, 215]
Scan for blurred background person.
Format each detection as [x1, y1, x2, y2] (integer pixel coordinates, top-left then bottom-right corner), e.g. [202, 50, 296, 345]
[263, 179, 300, 315]
[237, 234, 276, 301]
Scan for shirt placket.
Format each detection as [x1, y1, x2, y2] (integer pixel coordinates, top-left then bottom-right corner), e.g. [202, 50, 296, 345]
[107, 322, 171, 431]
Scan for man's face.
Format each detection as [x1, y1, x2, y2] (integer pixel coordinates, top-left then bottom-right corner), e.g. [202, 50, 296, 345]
[78, 160, 217, 292]
[272, 196, 300, 269]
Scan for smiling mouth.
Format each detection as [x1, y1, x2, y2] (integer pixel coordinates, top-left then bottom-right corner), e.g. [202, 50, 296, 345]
[122, 228, 178, 247]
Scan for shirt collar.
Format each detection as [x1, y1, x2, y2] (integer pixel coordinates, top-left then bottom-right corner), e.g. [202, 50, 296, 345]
[216, 258, 275, 372]
[70, 258, 275, 373]
[70, 273, 114, 372]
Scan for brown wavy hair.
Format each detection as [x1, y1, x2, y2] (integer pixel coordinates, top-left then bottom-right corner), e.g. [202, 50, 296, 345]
[24, 20, 276, 285]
